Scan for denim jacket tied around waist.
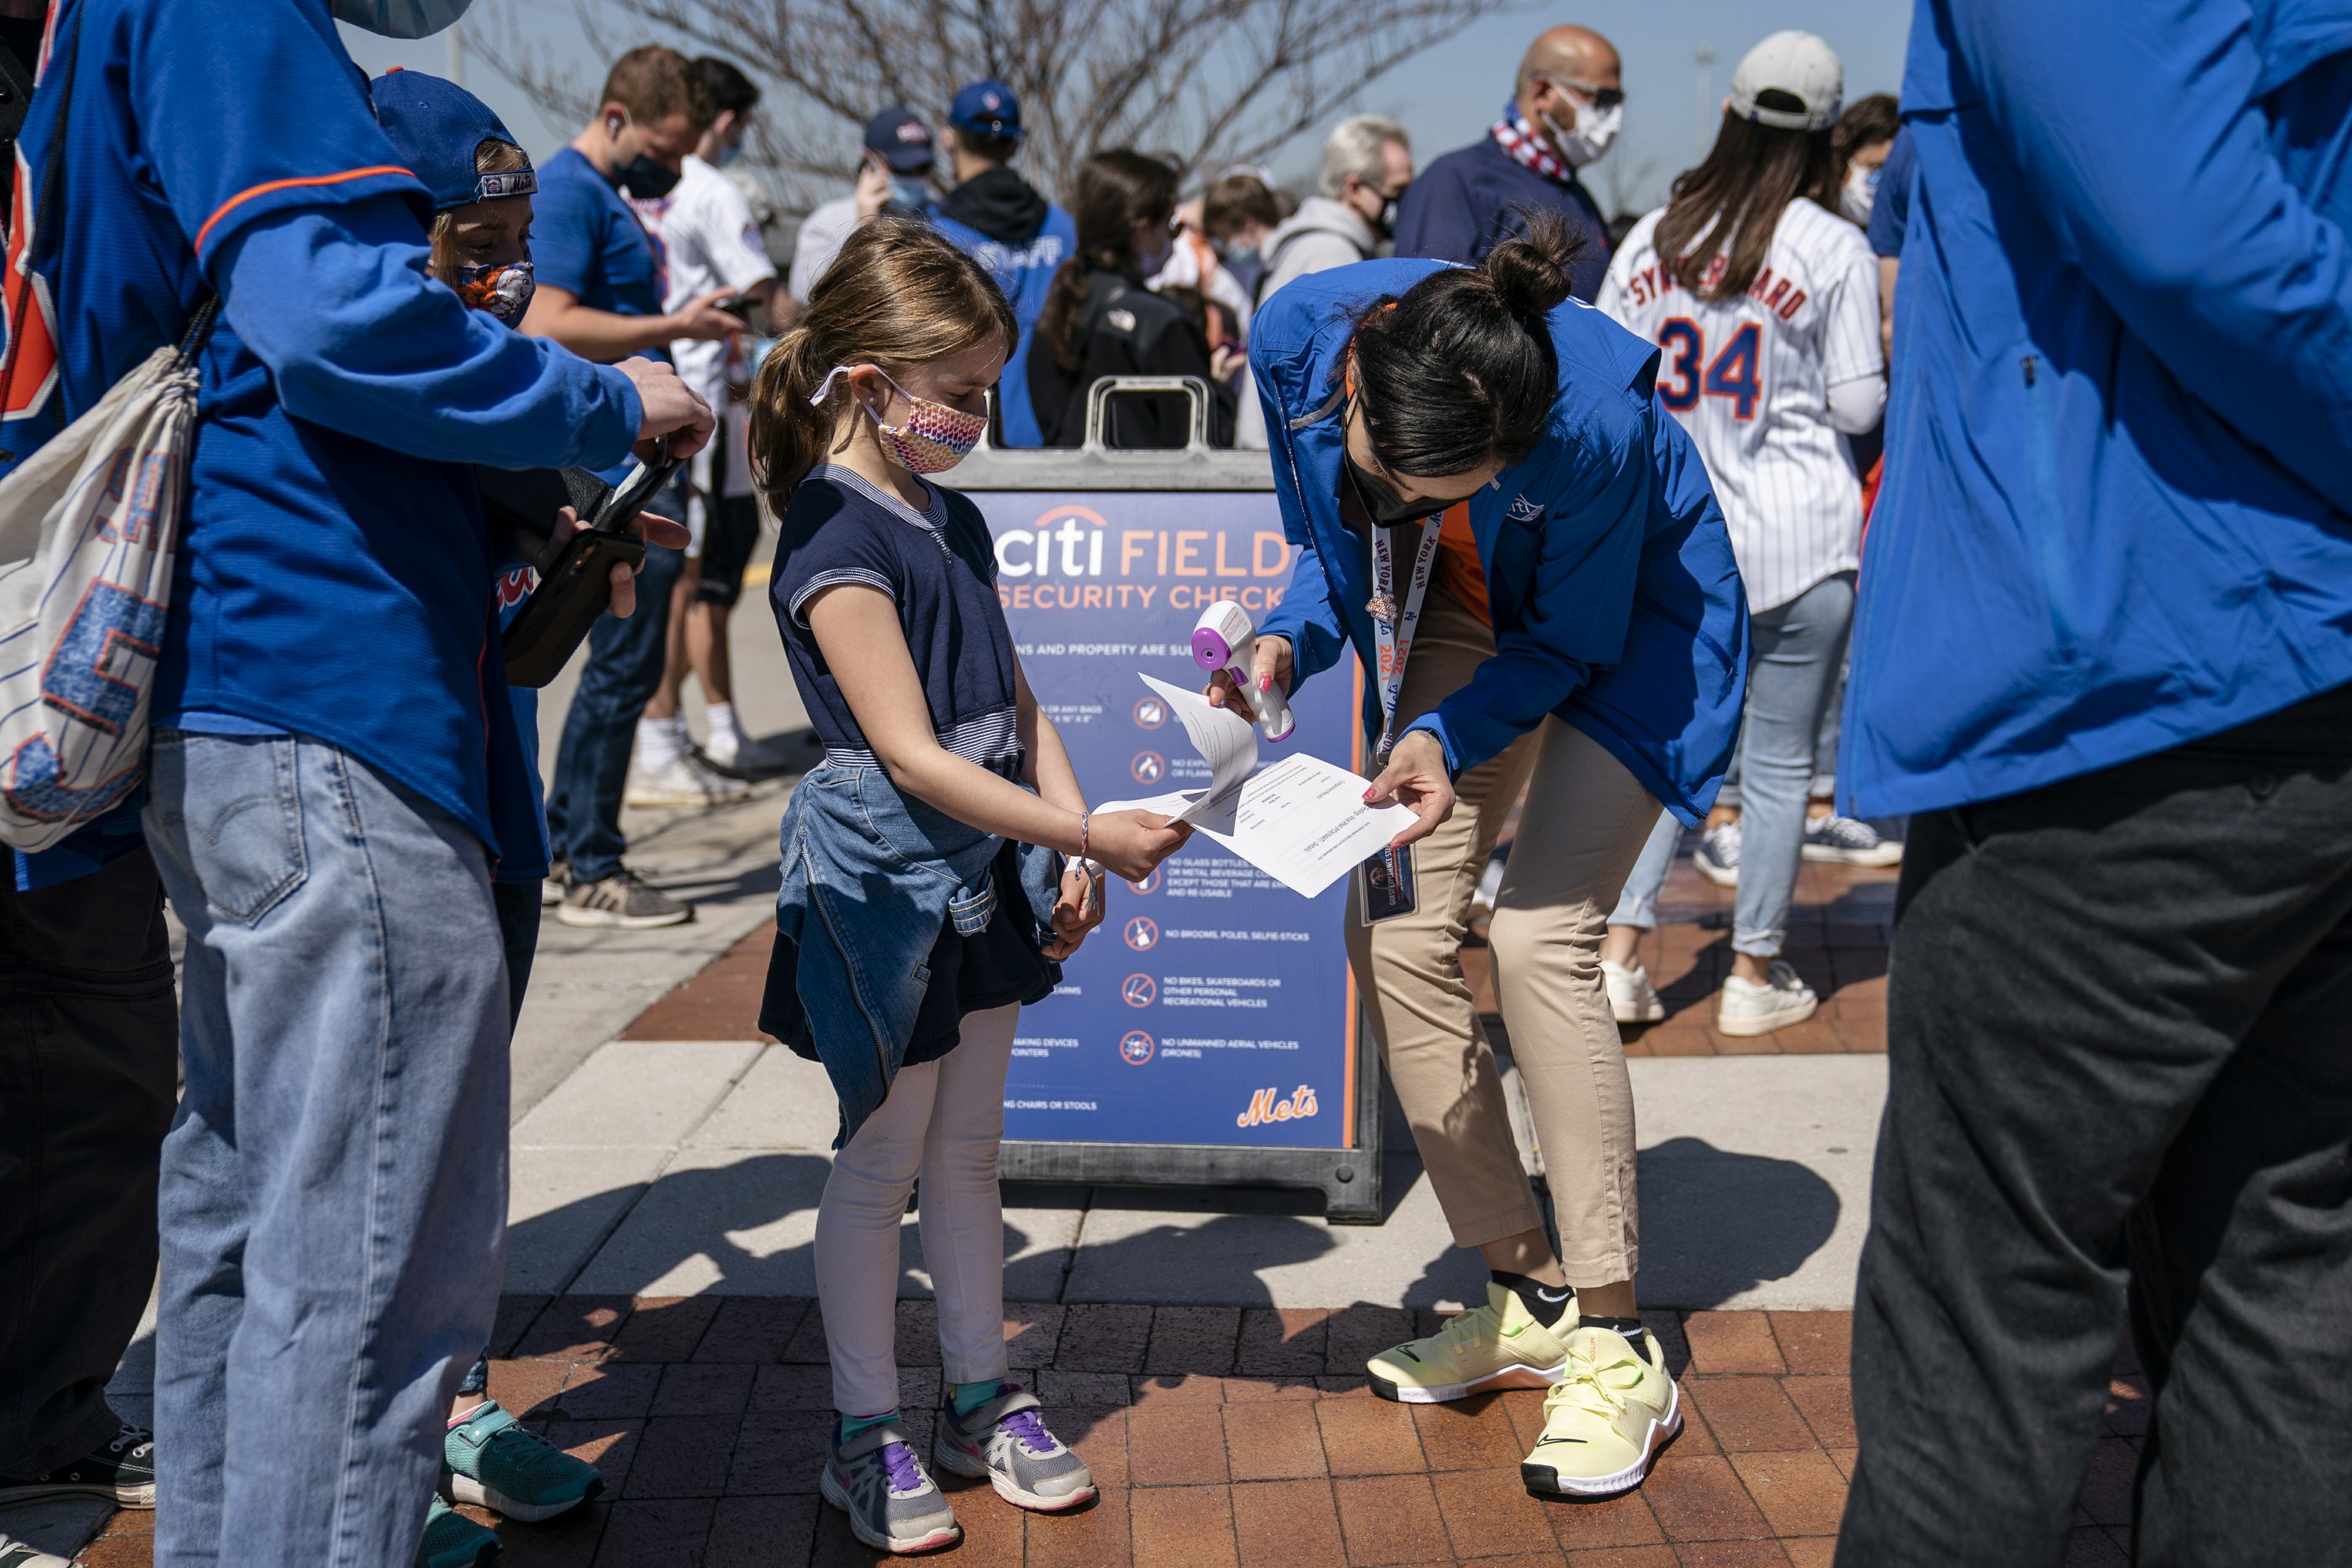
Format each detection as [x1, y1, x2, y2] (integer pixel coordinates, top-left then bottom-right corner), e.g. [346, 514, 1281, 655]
[775, 761, 1062, 1146]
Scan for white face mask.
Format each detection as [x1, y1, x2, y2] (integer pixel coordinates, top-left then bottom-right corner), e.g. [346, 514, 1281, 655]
[1842, 162, 1882, 225]
[331, 0, 475, 36]
[1541, 93, 1621, 170]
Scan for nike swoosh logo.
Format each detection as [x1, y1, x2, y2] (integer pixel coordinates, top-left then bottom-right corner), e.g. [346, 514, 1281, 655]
[1535, 1287, 1573, 1303]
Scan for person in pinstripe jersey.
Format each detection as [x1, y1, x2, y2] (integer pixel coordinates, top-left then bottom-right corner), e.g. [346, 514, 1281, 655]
[1595, 31, 1887, 1037]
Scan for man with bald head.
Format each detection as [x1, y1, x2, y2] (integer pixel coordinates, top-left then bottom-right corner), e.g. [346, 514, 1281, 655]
[1394, 24, 1621, 296]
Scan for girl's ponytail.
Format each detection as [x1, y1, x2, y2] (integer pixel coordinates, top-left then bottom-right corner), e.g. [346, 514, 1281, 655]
[748, 322, 837, 499]
[746, 214, 1017, 506]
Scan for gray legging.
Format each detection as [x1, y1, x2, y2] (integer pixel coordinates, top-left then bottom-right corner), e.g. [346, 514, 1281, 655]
[1609, 570, 1857, 956]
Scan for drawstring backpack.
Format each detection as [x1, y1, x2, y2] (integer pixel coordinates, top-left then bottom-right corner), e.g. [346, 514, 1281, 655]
[0, 8, 216, 849]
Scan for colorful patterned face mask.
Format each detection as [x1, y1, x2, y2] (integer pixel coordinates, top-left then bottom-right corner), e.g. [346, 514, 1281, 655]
[454, 260, 536, 326]
[811, 365, 987, 474]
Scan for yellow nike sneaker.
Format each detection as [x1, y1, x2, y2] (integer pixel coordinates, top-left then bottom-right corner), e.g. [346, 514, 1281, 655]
[1365, 1280, 1576, 1404]
[1519, 1324, 1682, 1497]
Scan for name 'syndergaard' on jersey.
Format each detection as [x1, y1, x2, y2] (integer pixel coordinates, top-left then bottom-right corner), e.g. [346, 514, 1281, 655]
[1599, 200, 1882, 615]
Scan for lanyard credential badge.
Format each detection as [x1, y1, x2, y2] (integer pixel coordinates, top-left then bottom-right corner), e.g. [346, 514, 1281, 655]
[1369, 513, 1445, 763]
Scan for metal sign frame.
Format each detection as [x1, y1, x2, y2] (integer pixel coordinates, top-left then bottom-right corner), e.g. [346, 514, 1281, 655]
[964, 379, 1385, 1223]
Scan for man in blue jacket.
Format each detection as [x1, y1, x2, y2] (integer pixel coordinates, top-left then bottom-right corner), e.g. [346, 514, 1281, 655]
[1836, 3, 2352, 1562]
[1392, 24, 1617, 299]
[0, 3, 710, 1564]
[927, 79, 1076, 447]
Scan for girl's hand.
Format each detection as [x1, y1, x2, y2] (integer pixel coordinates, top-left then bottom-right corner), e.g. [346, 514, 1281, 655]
[1087, 809, 1192, 883]
[1363, 730, 1454, 848]
[1042, 860, 1107, 959]
[1204, 632, 1292, 714]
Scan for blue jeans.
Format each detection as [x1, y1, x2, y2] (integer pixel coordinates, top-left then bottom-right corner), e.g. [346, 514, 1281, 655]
[1610, 572, 1855, 956]
[143, 732, 510, 1568]
[546, 512, 688, 884]
[1606, 808, 1684, 932]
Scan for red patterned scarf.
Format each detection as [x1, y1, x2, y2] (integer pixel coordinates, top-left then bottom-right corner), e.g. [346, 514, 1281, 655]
[1490, 102, 1572, 186]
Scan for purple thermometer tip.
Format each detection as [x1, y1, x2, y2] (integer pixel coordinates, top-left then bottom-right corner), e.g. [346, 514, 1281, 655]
[1191, 626, 1232, 670]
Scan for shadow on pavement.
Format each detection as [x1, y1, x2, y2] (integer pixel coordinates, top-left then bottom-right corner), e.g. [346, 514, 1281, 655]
[1632, 1135, 1840, 1307]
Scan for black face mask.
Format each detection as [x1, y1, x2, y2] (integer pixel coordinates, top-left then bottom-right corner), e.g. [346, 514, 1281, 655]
[616, 154, 681, 200]
[1374, 198, 1399, 241]
[1346, 455, 1432, 527]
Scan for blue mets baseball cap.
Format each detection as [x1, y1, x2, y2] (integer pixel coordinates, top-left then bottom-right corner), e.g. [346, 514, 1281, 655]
[371, 67, 538, 212]
[948, 79, 1023, 141]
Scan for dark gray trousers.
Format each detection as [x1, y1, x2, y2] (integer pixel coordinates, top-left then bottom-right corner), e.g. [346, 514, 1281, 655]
[1838, 681, 2352, 1566]
[0, 847, 177, 1476]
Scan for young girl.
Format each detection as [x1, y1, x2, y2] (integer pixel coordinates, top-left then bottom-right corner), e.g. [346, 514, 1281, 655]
[748, 215, 1189, 1555]
[1597, 30, 1886, 1036]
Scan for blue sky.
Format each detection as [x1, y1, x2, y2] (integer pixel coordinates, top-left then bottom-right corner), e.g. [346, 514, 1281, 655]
[340, 0, 1911, 216]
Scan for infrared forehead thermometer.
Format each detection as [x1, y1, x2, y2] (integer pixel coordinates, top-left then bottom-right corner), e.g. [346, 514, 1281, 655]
[1192, 600, 1295, 742]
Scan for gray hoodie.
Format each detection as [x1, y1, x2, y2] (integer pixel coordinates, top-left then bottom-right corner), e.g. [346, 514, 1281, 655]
[1237, 198, 1379, 448]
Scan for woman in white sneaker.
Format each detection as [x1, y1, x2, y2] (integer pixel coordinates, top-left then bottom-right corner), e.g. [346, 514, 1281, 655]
[1596, 31, 1887, 1037]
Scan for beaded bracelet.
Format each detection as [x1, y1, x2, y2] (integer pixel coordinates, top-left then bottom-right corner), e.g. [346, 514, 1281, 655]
[1078, 810, 1091, 863]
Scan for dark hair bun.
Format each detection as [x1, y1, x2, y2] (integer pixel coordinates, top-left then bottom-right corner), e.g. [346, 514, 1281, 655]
[1479, 207, 1580, 320]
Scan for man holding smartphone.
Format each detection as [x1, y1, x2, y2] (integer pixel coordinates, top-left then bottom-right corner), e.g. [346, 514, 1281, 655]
[526, 44, 738, 927]
[626, 56, 789, 804]
[790, 107, 936, 307]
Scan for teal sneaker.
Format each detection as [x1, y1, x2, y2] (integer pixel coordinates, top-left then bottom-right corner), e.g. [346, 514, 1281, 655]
[444, 1400, 603, 1523]
[417, 1496, 498, 1568]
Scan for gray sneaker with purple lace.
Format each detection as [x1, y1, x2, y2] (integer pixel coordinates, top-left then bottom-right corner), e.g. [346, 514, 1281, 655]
[819, 1419, 960, 1555]
[931, 1385, 1096, 1512]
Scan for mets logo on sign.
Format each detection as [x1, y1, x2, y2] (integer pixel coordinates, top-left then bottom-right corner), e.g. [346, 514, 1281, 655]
[1119, 1031, 1156, 1065]
[1123, 916, 1158, 951]
[1121, 973, 1156, 1007]
[1237, 1086, 1319, 1127]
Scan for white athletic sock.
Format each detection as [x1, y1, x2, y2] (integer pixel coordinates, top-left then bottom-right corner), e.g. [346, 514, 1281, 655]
[706, 700, 742, 745]
[637, 714, 689, 774]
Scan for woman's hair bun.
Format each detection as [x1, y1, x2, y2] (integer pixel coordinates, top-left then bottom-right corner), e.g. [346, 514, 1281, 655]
[1478, 207, 1580, 320]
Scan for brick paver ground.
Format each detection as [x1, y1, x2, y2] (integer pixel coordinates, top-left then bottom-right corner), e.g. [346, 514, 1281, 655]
[82, 1297, 2149, 1566]
[629, 856, 1900, 1058]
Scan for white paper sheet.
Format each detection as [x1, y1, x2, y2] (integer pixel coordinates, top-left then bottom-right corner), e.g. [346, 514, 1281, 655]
[1135, 673, 1255, 833]
[1094, 677, 1416, 898]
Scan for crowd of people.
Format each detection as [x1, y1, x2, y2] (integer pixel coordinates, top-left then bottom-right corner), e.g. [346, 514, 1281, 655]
[0, 0, 2345, 1565]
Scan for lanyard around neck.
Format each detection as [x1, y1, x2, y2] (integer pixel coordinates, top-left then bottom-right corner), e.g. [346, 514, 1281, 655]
[1368, 513, 1446, 761]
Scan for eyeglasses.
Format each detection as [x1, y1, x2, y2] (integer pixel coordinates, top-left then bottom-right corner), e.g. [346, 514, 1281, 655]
[1545, 76, 1625, 111]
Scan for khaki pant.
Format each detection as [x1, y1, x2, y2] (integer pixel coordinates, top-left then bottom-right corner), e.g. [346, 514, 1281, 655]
[1346, 590, 1660, 1283]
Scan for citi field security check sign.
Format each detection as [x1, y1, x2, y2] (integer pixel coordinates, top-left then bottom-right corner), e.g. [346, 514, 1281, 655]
[973, 492, 1361, 1150]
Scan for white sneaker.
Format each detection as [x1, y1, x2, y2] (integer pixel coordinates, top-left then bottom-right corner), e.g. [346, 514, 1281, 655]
[1717, 960, 1819, 1037]
[1692, 820, 1740, 886]
[1601, 959, 1664, 1025]
[625, 755, 750, 808]
[700, 731, 800, 780]
[1802, 813, 1904, 866]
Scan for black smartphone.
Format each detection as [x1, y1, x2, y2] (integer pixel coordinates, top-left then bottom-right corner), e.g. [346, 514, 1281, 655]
[714, 292, 764, 325]
[500, 452, 681, 688]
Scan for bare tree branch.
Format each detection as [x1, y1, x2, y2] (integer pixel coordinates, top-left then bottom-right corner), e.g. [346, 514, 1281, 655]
[476, 0, 1530, 211]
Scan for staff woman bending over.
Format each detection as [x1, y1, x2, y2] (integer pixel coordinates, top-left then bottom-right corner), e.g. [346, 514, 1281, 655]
[1212, 215, 1746, 1498]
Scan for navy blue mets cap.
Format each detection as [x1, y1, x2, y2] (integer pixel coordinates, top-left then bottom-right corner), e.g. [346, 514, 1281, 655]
[371, 67, 538, 212]
[864, 107, 936, 172]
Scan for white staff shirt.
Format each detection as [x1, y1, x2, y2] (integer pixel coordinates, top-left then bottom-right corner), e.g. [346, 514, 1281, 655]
[1600, 199, 1884, 612]
[630, 154, 778, 410]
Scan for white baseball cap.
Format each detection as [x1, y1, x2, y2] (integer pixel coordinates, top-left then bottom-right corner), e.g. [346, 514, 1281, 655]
[1727, 31, 1843, 132]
